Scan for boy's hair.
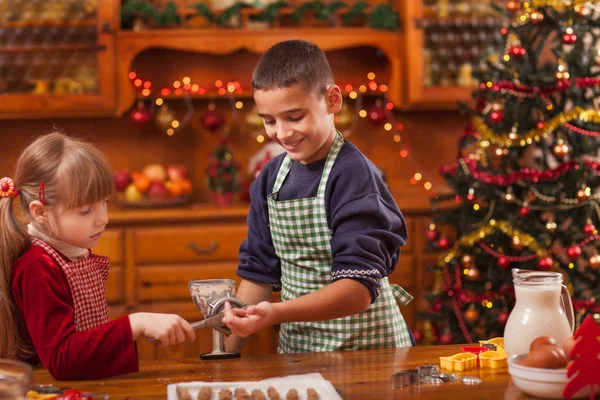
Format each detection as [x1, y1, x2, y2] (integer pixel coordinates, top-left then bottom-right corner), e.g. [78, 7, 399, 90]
[0, 132, 113, 360]
[252, 39, 334, 97]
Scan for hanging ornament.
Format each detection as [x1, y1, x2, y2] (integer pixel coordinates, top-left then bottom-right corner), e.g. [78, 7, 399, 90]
[461, 254, 474, 268]
[506, 1, 520, 12]
[155, 103, 177, 133]
[546, 219, 557, 233]
[556, 62, 570, 81]
[530, 11, 544, 23]
[334, 102, 353, 131]
[552, 139, 570, 158]
[201, 103, 225, 133]
[498, 257, 510, 269]
[489, 110, 504, 124]
[519, 206, 531, 217]
[440, 330, 453, 345]
[589, 255, 600, 270]
[245, 105, 264, 129]
[438, 236, 452, 250]
[466, 188, 476, 202]
[584, 220, 596, 235]
[575, 4, 590, 17]
[465, 305, 480, 323]
[466, 266, 481, 282]
[366, 99, 387, 127]
[567, 245, 582, 261]
[562, 27, 577, 45]
[508, 45, 526, 59]
[128, 100, 152, 126]
[511, 235, 525, 251]
[413, 330, 423, 343]
[427, 228, 439, 242]
[538, 256, 554, 271]
[498, 309, 509, 325]
[576, 186, 591, 202]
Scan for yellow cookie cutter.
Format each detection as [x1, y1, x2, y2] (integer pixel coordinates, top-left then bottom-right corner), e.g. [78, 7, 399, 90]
[439, 352, 478, 371]
[478, 350, 507, 369]
[479, 337, 504, 349]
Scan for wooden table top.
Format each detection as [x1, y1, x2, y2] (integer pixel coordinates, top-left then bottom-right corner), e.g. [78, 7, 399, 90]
[33, 345, 534, 400]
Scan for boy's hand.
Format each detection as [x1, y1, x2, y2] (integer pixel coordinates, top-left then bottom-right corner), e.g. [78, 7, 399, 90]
[129, 312, 196, 347]
[222, 301, 275, 338]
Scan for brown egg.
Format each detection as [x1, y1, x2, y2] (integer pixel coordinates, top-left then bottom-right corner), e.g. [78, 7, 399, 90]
[529, 336, 557, 352]
[562, 335, 579, 358]
[524, 345, 567, 369]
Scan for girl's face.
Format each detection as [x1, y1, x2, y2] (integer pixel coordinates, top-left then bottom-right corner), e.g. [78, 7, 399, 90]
[48, 198, 109, 249]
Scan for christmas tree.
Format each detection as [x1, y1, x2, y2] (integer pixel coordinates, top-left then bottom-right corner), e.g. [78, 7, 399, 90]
[206, 139, 240, 194]
[419, 0, 600, 345]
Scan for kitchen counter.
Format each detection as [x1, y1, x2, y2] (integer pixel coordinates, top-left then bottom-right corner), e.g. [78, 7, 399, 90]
[32, 345, 534, 399]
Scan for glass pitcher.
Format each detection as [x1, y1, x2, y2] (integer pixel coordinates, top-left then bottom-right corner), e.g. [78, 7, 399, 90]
[503, 269, 574, 358]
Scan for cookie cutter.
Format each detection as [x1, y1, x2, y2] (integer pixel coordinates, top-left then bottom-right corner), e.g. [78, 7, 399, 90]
[478, 350, 507, 369]
[439, 352, 478, 371]
[479, 337, 504, 349]
[461, 376, 483, 385]
[391, 369, 420, 388]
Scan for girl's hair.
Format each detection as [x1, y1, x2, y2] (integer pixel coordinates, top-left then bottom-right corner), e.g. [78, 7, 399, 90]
[0, 132, 113, 359]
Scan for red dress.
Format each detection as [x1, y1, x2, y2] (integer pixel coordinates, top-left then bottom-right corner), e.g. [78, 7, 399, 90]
[11, 242, 139, 380]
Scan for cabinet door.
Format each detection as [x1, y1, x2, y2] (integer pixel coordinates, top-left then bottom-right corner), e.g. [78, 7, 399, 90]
[0, 0, 118, 118]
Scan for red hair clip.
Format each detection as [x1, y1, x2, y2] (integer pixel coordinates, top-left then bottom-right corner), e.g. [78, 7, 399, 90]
[38, 180, 46, 204]
[0, 177, 19, 199]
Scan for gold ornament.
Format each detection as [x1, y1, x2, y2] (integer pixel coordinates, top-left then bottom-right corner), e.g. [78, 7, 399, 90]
[507, 1, 520, 12]
[155, 104, 176, 133]
[245, 105, 264, 129]
[552, 140, 569, 158]
[334, 103, 353, 131]
[511, 235, 525, 251]
[577, 187, 591, 202]
[546, 220, 557, 233]
[467, 267, 481, 282]
[465, 305, 480, 323]
[530, 11, 544, 22]
[462, 254, 474, 268]
[589, 254, 600, 270]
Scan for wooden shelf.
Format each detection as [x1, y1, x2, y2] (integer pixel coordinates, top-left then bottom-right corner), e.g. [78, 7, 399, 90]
[0, 44, 106, 53]
[116, 28, 404, 115]
[2, 19, 97, 28]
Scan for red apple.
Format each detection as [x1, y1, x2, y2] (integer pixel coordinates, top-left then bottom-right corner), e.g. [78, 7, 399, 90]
[113, 169, 131, 191]
[147, 182, 170, 201]
[143, 164, 167, 183]
[167, 164, 187, 181]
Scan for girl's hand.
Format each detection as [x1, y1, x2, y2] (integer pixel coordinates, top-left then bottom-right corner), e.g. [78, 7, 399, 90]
[129, 313, 196, 347]
[222, 301, 276, 338]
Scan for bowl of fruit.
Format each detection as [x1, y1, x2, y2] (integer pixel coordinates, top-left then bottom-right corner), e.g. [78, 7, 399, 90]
[114, 163, 193, 208]
[507, 336, 591, 399]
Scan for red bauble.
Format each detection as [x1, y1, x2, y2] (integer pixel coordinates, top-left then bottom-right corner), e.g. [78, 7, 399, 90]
[567, 245, 582, 261]
[128, 102, 151, 125]
[201, 109, 225, 132]
[498, 257, 510, 269]
[413, 330, 423, 343]
[562, 33, 577, 45]
[519, 207, 531, 217]
[366, 104, 388, 126]
[427, 229, 439, 241]
[440, 333, 453, 345]
[538, 256, 554, 271]
[438, 237, 451, 250]
[489, 110, 504, 123]
[498, 311, 509, 325]
[508, 45, 526, 58]
[584, 222, 596, 235]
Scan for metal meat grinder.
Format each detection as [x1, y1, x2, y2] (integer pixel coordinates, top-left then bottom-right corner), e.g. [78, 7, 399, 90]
[188, 279, 246, 360]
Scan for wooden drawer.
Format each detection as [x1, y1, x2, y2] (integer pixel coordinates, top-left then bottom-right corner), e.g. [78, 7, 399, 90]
[388, 255, 414, 290]
[134, 224, 248, 264]
[137, 262, 240, 302]
[106, 266, 124, 304]
[93, 229, 123, 263]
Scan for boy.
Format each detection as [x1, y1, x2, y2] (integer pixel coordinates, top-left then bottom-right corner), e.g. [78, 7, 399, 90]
[224, 39, 414, 353]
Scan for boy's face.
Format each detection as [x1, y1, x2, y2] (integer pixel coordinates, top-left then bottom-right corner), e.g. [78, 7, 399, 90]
[254, 83, 342, 164]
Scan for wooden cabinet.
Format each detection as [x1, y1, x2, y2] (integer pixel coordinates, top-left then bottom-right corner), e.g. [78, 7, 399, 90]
[0, 0, 119, 118]
[95, 205, 431, 360]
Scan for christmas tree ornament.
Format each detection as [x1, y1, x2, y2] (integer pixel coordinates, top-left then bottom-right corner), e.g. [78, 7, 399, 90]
[538, 256, 554, 271]
[546, 220, 557, 233]
[334, 102, 353, 131]
[498, 309, 509, 325]
[530, 11, 544, 23]
[506, 1, 520, 12]
[155, 103, 176, 133]
[498, 256, 510, 269]
[466, 266, 481, 281]
[438, 237, 451, 250]
[589, 254, 600, 270]
[575, 4, 590, 17]
[128, 100, 152, 126]
[413, 330, 423, 343]
[366, 100, 387, 126]
[576, 186, 591, 201]
[201, 103, 225, 132]
[489, 110, 504, 123]
[519, 206, 531, 217]
[462, 254, 474, 268]
[584, 220, 596, 235]
[552, 139, 570, 158]
[562, 27, 577, 45]
[465, 305, 480, 323]
[556, 63, 570, 81]
[427, 228, 439, 242]
[245, 105, 264, 129]
[511, 235, 525, 251]
[567, 245, 582, 261]
[508, 45, 526, 58]
[440, 330, 453, 345]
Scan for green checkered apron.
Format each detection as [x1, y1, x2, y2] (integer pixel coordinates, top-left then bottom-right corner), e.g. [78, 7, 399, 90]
[268, 131, 413, 353]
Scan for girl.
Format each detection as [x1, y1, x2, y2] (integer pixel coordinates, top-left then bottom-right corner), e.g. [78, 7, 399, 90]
[0, 133, 195, 380]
